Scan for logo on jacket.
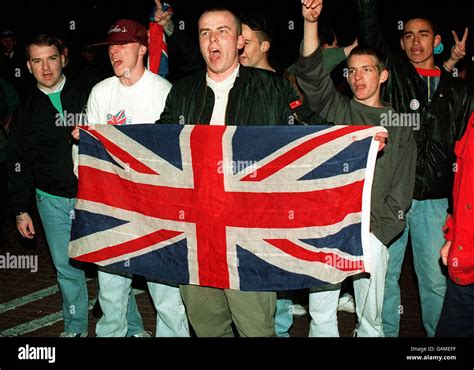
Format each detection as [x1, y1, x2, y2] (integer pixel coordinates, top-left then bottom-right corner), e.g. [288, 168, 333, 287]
[290, 100, 303, 110]
[107, 110, 130, 125]
[409, 99, 420, 111]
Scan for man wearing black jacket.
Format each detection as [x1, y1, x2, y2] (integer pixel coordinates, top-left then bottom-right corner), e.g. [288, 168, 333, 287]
[8, 34, 89, 337]
[158, 7, 321, 337]
[356, 0, 471, 337]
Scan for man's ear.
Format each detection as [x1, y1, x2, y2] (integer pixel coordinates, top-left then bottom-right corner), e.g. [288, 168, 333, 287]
[261, 41, 270, 53]
[400, 37, 406, 51]
[26, 61, 32, 74]
[237, 35, 245, 50]
[379, 69, 389, 84]
[434, 34, 442, 49]
[139, 45, 147, 56]
[60, 54, 66, 68]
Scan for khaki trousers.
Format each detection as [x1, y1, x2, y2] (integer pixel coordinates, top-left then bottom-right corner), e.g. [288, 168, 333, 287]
[180, 285, 276, 337]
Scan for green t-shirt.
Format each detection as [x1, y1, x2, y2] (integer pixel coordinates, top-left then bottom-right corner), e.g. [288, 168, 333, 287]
[48, 90, 64, 121]
[36, 188, 63, 199]
[36, 90, 65, 198]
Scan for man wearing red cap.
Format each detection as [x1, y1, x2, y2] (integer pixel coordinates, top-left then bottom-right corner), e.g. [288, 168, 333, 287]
[84, 19, 190, 337]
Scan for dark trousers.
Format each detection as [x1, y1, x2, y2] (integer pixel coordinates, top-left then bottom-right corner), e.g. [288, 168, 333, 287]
[0, 161, 8, 236]
[435, 278, 474, 337]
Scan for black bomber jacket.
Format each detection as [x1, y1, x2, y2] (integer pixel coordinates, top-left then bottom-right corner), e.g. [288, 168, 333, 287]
[8, 78, 88, 213]
[157, 65, 326, 126]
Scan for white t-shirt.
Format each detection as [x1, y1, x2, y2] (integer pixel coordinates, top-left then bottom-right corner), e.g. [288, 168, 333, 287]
[73, 69, 171, 176]
[87, 68, 172, 124]
[206, 65, 239, 125]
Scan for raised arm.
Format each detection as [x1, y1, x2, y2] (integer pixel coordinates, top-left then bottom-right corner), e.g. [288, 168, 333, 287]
[301, 0, 323, 57]
[149, 0, 204, 81]
[356, 0, 390, 57]
[296, 0, 349, 121]
[152, 0, 174, 34]
[443, 27, 469, 72]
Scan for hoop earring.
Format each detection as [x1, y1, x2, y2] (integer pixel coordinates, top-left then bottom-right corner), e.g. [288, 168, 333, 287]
[433, 42, 444, 55]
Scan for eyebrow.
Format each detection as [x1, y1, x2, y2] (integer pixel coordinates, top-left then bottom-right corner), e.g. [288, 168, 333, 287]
[30, 53, 59, 61]
[403, 29, 432, 36]
[349, 65, 376, 69]
[199, 25, 232, 34]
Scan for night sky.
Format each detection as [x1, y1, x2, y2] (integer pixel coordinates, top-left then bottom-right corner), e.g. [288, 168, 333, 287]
[1, 0, 473, 68]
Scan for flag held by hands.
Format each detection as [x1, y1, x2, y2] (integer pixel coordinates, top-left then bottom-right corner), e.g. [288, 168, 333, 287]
[69, 124, 385, 291]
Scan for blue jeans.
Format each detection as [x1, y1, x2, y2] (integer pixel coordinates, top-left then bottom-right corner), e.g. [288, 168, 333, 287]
[274, 299, 292, 337]
[383, 199, 448, 337]
[309, 233, 388, 337]
[36, 193, 89, 335]
[96, 270, 190, 337]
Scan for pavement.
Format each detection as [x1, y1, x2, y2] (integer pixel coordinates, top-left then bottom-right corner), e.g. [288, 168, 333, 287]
[1, 203, 446, 368]
[0, 201, 427, 338]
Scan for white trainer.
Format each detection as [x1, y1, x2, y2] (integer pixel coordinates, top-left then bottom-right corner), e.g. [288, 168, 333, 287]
[131, 330, 152, 337]
[289, 304, 307, 317]
[337, 293, 356, 313]
[59, 332, 88, 338]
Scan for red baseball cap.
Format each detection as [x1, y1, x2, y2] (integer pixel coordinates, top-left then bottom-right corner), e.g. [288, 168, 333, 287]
[93, 19, 148, 47]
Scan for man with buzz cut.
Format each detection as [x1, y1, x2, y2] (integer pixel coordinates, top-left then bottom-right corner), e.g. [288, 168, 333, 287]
[296, 0, 417, 337]
[158, 7, 324, 337]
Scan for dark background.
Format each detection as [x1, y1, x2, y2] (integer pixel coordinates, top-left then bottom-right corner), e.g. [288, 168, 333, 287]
[0, 0, 473, 73]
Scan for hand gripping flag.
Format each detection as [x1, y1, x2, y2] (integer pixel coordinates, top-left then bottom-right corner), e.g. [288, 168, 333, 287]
[69, 124, 386, 291]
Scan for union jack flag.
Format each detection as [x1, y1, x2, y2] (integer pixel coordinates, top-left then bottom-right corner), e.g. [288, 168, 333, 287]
[69, 124, 384, 291]
[149, 22, 169, 78]
[106, 110, 127, 125]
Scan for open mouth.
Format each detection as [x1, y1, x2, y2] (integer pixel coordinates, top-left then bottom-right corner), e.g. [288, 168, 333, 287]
[209, 48, 221, 63]
[112, 58, 123, 68]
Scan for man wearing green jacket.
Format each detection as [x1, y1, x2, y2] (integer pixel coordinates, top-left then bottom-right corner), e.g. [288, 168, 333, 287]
[296, 0, 417, 336]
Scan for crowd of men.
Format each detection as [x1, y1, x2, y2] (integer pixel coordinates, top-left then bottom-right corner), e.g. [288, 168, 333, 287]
[1, 0, 473, 337]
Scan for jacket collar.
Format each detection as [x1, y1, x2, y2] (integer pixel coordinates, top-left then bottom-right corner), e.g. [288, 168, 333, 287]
[199, 64, 253, 89]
